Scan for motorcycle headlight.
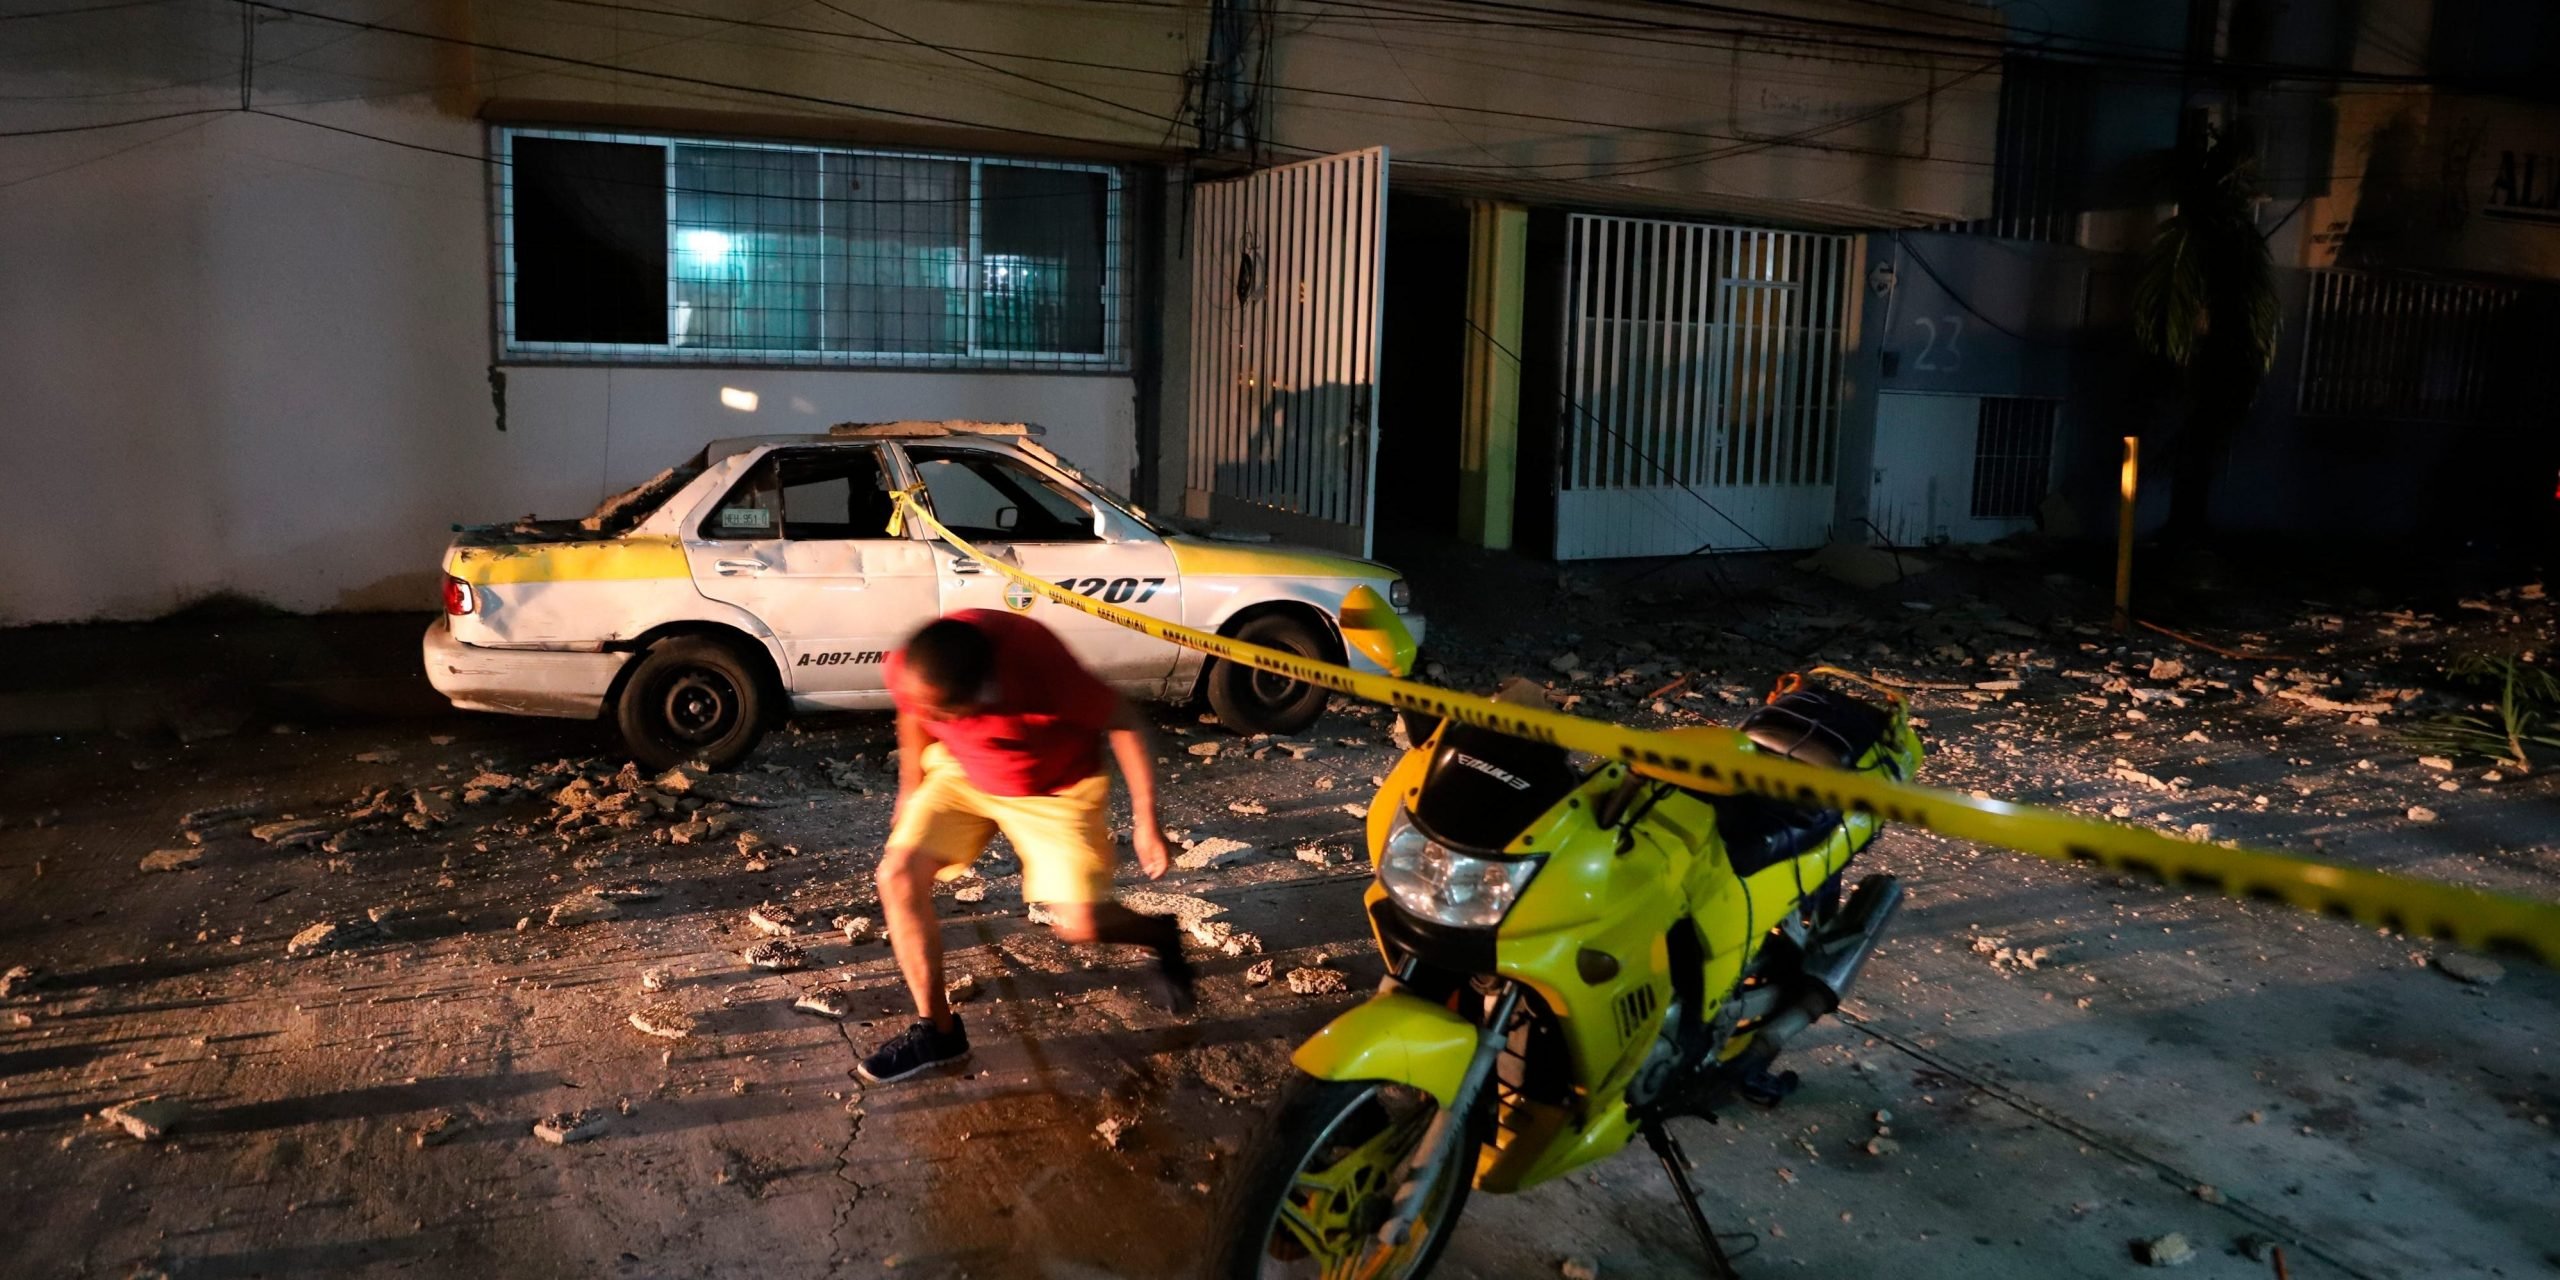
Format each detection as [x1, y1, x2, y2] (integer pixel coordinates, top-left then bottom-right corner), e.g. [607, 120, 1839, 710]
[1388, 579, 1413, 610]
[1378, 808, 1541, 929]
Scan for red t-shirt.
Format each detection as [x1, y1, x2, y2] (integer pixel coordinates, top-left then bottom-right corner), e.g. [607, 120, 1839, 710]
[887, 610, 1121, 797]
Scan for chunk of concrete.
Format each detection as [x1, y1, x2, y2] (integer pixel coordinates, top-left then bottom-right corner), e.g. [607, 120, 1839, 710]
[138, 849, 201, 873]
[100, 1096, 186, 1142]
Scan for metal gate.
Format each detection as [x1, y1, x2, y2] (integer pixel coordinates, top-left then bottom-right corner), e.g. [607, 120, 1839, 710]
[1555, 214, 1855, 559]
[1184, 148, 1388, 557]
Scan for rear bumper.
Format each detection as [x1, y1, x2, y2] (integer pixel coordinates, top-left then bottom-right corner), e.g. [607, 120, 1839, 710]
[422, 619, 629, 719]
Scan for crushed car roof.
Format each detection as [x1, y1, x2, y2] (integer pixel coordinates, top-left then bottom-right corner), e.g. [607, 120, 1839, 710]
[704, 421, 1045, 464]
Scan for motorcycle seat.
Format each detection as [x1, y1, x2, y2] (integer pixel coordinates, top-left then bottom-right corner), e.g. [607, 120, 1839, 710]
[1710, 794, 1843, 877]
[1739, 689, 1890, 771]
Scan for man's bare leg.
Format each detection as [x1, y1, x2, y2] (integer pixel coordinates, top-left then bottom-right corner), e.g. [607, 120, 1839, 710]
[876, 844, 954, 1031]
[1043, 901, 1196, 1014]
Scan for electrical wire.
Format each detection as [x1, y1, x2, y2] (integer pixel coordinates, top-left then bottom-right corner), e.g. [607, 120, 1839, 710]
[236, 0, 1252, 160]
[0, 111, 214, 190]
[0, 107, 230, 138]
[533, 0, 2008, 171]
[0, 0, 177, 18]
[1888, 230, 2077, 348]
[802, 0, 1193, 135]
[1299, 0, 2481, 90]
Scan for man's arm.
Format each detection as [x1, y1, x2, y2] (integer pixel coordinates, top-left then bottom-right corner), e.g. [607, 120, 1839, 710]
[893, 708, 930, 827]
[1106, 699, 1172, 879]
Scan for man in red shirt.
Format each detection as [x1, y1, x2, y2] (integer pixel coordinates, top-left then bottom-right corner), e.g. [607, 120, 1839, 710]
[856, 609, 1194, 1084]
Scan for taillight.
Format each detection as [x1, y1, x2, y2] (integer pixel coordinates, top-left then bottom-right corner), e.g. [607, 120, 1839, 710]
[442, 576, 477, 615]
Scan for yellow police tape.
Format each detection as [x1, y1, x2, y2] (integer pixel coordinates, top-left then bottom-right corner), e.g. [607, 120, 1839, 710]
[888, 491, 2560, 967]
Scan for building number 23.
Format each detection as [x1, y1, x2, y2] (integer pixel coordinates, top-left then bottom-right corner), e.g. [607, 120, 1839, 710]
[1911, 314, 1965, 372]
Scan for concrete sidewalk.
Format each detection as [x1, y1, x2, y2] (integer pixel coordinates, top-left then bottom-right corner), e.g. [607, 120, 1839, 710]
[0, 611, 450, 739]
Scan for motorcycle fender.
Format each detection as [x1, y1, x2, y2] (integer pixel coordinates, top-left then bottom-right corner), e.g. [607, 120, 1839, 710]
[1290, 992, 1480, 1107]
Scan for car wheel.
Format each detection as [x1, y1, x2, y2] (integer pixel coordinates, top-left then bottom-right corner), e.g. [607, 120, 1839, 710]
[1207, 613, 1332, 736]
[615, 637, 769, 772]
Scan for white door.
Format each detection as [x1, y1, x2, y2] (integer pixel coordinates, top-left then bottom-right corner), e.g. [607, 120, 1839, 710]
[1554, 216, 1854, 559]
[904, 444, 1184, 686]
[1185, 147, 1388, 558]
[682, 445, 941, 700]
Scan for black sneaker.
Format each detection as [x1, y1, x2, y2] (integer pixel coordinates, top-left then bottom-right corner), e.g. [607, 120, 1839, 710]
[855, 1017, 970, 1084]
[1144, 917, 1198, 1016]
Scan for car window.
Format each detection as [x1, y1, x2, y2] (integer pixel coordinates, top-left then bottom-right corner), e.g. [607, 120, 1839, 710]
[699, 448, 894, 541]
[908, 447, 1096, 542]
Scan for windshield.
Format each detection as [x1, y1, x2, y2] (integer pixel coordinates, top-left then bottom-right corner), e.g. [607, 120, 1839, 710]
[1412, 720, 1582, 853]
[1017, 441, 1172, 535]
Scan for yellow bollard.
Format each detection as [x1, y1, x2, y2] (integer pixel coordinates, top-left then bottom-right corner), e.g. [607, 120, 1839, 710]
[2114, 436, 2138, 633]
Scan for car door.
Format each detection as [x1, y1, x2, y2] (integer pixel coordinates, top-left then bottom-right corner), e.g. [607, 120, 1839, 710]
[902, 444, 1183, 685]
[682, 444, 939, 702]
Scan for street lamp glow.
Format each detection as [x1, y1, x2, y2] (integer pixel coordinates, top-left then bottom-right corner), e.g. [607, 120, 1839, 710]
[678, 228, 733, 267]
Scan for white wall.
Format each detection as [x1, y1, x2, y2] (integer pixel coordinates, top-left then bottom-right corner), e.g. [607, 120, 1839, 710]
[0, 105, 1135, 625]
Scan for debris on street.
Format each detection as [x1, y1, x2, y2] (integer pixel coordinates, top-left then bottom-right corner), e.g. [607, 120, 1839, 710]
[2129, 1232, 2197, 1267]
[1285, 966, 1349, 996]
[628, 1003, 695, 1039]
[794, 986, 851, 1019]
[743, 940, 808, 972]
[533, 1110, 610, 1146]
[98, 1097, 185, 1142]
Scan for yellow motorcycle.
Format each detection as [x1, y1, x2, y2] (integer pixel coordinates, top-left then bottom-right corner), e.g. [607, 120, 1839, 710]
[1211, 670, 1923, 1279]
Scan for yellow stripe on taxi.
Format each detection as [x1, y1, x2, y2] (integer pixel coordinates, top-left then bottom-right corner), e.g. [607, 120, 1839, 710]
[446, 536, 691, 585]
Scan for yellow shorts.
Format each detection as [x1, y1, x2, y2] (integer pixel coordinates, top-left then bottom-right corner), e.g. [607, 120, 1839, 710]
[888, 743, 1116, 905]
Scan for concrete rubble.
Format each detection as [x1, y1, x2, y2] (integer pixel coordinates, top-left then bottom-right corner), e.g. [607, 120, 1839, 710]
[137, 848, 200, 873]
[793, 986, 851, 1019]
[742, 940, 808, 972]
[286, 917, 384, 958]
[1174, 835, 1257, 871]
[628, 1003, 694, 1039]
[1285, 966, 1350, 996]
[98, 1097, 186, 1142]
[532, 1110, 610, 1146]
[2129, 1233, 2196, 1267]
[547, 894, 621, 927]
[747, 903, 801, 936]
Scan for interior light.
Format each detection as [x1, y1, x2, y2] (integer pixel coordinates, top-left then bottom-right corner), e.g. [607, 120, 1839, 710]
[679, 228, 733, 266]
[720, 386, 759, 412]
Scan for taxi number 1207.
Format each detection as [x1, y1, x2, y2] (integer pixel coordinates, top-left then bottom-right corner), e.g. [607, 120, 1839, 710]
[1054, 576, 1166, 604]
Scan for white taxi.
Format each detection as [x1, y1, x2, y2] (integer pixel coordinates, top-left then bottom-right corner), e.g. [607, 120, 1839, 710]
[424, 421, 1424, 769]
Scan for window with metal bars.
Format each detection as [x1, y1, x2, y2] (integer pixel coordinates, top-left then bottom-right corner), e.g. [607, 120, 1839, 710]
[2297, 269, 2519, 422]
[1943, 53, 2091, 244]
[1970, 397, 2056, 520]
[495, 127, 1125, 370]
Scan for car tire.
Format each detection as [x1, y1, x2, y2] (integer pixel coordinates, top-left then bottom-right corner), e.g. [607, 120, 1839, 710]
[615, 637, 769, 772]
[1206, 612, 1332, 737]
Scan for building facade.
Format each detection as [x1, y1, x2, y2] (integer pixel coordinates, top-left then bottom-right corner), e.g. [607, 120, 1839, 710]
[0, 0, 2001, 623]
[6, 0, 2545, 625]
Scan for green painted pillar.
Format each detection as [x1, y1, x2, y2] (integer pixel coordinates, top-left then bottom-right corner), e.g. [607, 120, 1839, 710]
[1460, 202, 1528, 550]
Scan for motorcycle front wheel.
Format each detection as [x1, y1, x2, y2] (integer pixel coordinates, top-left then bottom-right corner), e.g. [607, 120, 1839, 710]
[1209, 1075, 1479, 1280]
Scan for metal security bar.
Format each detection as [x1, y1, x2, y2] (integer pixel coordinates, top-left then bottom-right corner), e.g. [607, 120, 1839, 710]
[2297, 269, 2518, 421]
[1556, 214, 1853, 559]
[1970, 396, 2057, 519]
[492, 126, 1126, 370]
[1183, 148, 1388, 557]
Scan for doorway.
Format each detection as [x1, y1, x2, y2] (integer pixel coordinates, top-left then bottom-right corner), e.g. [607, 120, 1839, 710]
[1375, 193, 1471, 540]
